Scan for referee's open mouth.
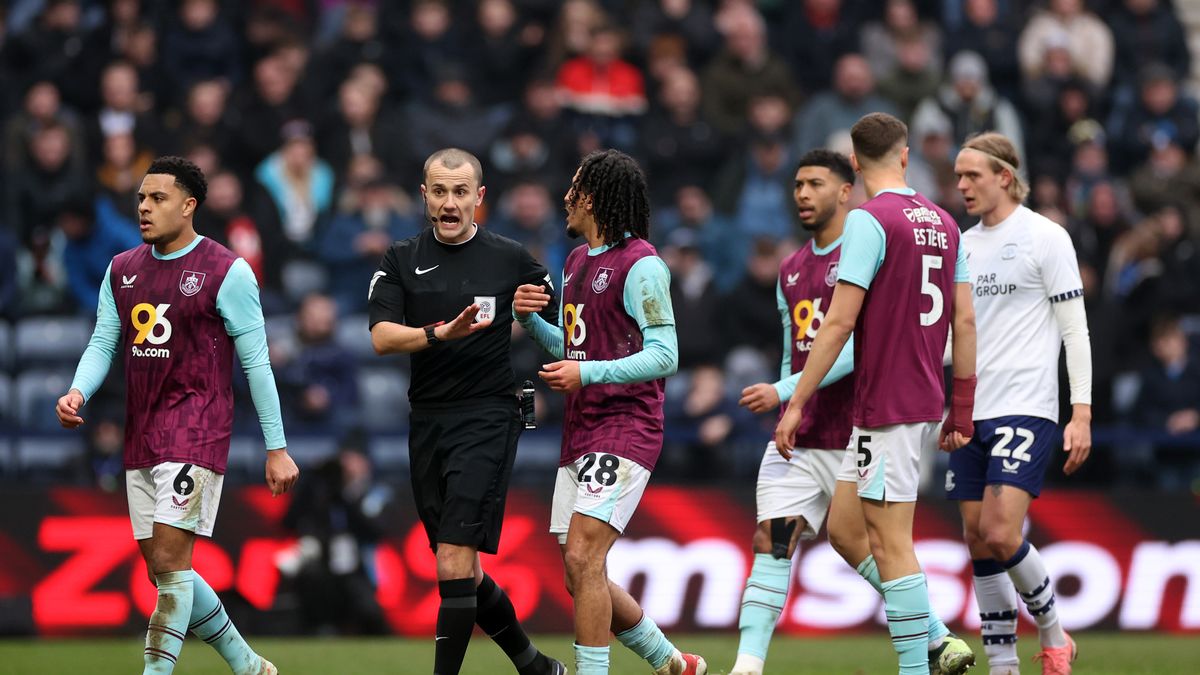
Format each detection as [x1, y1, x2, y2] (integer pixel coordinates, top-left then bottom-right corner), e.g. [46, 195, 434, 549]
[437, 215, 461, 225]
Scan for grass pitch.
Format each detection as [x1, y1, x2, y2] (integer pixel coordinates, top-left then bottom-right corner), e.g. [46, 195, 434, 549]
[0, 632, 1196, 674]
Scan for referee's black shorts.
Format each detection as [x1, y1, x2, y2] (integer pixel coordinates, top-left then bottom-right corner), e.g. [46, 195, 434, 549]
[408, 397, 522, 555]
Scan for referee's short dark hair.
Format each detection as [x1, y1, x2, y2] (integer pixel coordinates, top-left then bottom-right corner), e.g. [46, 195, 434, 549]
[797, 149, 855, 186]
[147, 156, 208, 207]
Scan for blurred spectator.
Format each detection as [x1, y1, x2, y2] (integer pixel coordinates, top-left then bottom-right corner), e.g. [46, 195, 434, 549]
[1109, 0, 1191, 92]
[1129, 135, 1200, 238]
[1021, 32, 1087, 132]
[59, 198, 139, 313]
[391, 0, 462, 102]
[860, 0, 941, 79]
[468, 0, 541, 106]
[317, 175, 419, 314]
[196, 170, 285, 295]
[119, 21, 172, 112]
[1028, 79, 1099, 180]
[876, 37, 941, 123]
[232, 54, 306, 173]
[542, 0, 608, 68]
[3, 0, 92, 108]
[490, 78, 575, 196]
[713, 132, 795, 242]
[311, 3, 391, 103]
[556, 23, 646, 151]
[283, 434, 390, 635]
[906, 114, 956, 207]
[631, 0, 720, 68]
[1109, 63, 1200, 174]
[663, 231, 723, 368]
[1105, 223, 1163, 355]
[1133, 316, 1200, 436]
[911, 50, 1024, 156]
[655, 185, 744, 292]
[88, 60, 166, 161]
[773, 0, 860, 94]
[943, 0, 1020, 100]
[792, 53, 897, 156]
[405, 66, 509, 167]
[1147, 206, 1200, 315]
[275, 293, 361, 430]
[701, 4, 800, 137]
[640, 67, 727, 207]
[3, 80, 86, 174]
[1064, 128, 1112, 215]
[1018, 0, 1113, 90]
[95, 131, 153, 221]
[254, 119, 335, 251]
[15, 225, 70, 316]
[317, 78, 408, 185]
[722, 237, 784, 364]
[0, 229, 18, 319]
[1070, 180, 1128, 278]
[486, 179, 567, 276]
[663, 365, 740, 479]
[6, 121, 92, 244]
[170, 78, 236, 161]
[85, 403, 126, 493]
[161, 0, 241, 100]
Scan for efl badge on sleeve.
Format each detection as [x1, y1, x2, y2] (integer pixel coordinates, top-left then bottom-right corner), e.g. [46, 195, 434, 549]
[592, 267, 614, 294]
[180, 270, 207, 297]
[474, 296, 496, 323]
[825, 261, 839, 287]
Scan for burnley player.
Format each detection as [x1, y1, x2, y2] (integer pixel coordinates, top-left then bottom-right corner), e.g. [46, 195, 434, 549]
[55, 157, 297, 674]
[776, 114, 977, 675]
[513, 150, 706, 675]
[732, 150, 973, 675]
[952, 132, 1092, 675]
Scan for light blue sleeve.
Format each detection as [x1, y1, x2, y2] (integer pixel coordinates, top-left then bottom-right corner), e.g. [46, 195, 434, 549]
[955, 238, 969, 282]
[580, 257, 678, 385]
[837, 210, 887, 289]
[217, 259, 286, 450]
[622, 256, 675, 328]
[776, 279, 791, 382]
[216, 259, 266, 336]
[580, 325, 678, 386]
[514, 268, 565, 359]
[773, 335, 855, 401]
[70, 262, 120, 403]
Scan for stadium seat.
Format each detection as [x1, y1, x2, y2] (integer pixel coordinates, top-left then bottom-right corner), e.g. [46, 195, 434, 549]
[281, 259, 329, 305]
[336, 314, 374, 361]
[0, 437, 12, 478]
[0, 321, 12, 372]
[14, 316, 93, 368]
[368, 435, 408, 474]
[15, 370, 75, 432]
[358, 368, 409, 432]
[287, 436, 338, 467]
[16, 436, 85, 479]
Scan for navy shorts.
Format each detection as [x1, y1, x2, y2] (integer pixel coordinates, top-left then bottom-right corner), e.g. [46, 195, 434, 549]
[945, 415, 1059, 500]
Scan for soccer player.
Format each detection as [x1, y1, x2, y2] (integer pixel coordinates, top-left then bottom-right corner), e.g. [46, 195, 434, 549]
[513, 149, 706, 675]
[776, 113, 977, 675]
[951, 132, 1092, 675]
[368, 148, 564, 675]
[731, 149, 974, 675]
[55, 156, 298, 675]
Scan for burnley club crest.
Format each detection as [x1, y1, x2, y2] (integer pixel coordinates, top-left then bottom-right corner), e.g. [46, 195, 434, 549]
[824, 261, 839, 287]
[180, 270, 206, 297]
[592, 267, 614, 293]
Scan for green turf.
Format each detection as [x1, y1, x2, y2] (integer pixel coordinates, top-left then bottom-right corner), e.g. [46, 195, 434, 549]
[0, 633, 1195, 674]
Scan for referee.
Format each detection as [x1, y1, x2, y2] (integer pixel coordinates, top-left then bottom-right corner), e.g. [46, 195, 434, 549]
[368, 148, 563, 675]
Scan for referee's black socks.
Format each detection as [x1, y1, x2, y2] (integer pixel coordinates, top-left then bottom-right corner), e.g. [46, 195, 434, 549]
[476, 574, 557, 675]
[435, 578, 477, 675]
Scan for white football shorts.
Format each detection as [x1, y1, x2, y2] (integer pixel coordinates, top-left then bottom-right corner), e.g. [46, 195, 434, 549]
[127, 461, 224, 540]
[756, 442, 845, 539]
[549, 452, 651, 545]
[838, 423, 939, 503]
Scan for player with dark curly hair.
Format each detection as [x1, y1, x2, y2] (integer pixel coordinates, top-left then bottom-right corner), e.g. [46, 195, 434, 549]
[56, 156, 298, 674]
[514, 150, 707, 675]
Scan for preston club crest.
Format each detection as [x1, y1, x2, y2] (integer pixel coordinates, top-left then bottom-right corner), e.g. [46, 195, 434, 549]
[824, 261, 839, 287]
[592, 267, 614, 294]
[179, 270, 207, 297]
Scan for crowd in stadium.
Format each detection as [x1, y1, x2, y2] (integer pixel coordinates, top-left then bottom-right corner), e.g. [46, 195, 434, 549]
[1, 0, 1198, 489]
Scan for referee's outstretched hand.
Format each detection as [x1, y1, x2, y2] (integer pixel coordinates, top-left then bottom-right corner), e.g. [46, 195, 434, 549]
[440, 303, 492, 340]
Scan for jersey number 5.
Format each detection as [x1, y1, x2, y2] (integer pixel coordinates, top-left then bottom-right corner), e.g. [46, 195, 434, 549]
[920, 255, 944, 326]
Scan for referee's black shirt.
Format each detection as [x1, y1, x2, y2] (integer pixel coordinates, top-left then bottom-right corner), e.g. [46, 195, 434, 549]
[368, 225, 558, 408]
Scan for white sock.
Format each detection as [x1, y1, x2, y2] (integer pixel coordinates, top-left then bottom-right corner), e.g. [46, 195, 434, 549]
[1003, 541, 1067, 648]
[731, 653, 764, 675]
[973, 559, 1019, 670]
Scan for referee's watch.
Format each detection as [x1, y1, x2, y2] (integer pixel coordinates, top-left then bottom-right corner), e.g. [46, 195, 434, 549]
[424, 324, 440, 345]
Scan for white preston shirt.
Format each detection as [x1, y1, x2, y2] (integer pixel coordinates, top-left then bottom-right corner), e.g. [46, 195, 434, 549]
[962, 205, 1084, 423]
